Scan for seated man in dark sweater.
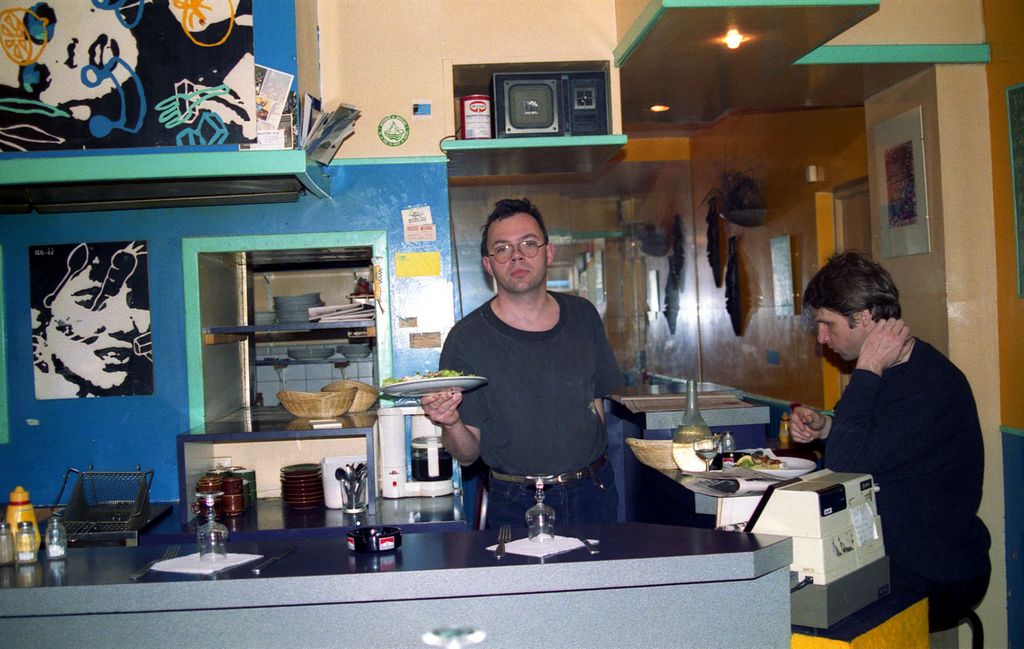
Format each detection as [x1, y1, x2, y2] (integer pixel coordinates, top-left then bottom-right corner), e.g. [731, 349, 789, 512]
[789, 250, 990, 633]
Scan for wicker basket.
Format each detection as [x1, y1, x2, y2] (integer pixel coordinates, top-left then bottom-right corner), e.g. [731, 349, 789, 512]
[322, 380, 378, 412]
[625, 438, 678, 471]
[278, 388, 356, 418]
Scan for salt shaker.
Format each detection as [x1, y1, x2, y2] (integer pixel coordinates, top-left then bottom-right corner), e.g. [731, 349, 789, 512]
[15, 521, 38, 564]
[720, 431, 736, 468]
[0, 521, 15, 565]
[720, 431, 736, 453]
[45, 515, 68, 560]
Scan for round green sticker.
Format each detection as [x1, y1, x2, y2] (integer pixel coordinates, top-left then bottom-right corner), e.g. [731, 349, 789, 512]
[378, 114, 410, 147]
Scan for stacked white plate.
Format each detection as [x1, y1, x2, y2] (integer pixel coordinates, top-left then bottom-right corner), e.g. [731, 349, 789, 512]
[274, 293, 323, 324]
[253, 311, 276, 325]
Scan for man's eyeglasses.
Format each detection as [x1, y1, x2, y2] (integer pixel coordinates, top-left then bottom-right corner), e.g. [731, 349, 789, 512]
[488, 240, 547, 264]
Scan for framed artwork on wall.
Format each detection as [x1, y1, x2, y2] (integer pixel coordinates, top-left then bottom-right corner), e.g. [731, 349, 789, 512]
[769, 235, 794, 315]
[873, 106, 931, 258]
[29, 241, 153, 399]
[1007, 83, 1024, 297]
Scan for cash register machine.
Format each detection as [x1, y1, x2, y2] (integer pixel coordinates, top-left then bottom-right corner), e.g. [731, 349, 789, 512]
[744, 469, 890, 628]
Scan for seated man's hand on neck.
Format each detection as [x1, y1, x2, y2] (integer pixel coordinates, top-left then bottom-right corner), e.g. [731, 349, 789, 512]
[856, 317, 913, 376]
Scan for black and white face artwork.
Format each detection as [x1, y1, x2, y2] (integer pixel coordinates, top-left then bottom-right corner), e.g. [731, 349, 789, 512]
[30, 240, 153, 398]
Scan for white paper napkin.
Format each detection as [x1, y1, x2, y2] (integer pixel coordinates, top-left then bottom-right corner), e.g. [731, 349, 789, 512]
[486, 535, 596, 558]
[151, 552, 262, 575]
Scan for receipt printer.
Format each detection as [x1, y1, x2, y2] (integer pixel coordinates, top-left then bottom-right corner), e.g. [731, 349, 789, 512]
[746, 470, 890, 628]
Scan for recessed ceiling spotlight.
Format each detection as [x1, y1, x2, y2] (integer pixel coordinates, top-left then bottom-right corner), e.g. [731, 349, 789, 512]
[722, 29, 748, 49]
[649, 104, 670, 113]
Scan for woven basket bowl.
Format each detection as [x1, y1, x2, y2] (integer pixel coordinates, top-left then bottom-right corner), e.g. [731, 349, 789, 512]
[625, 438, 678, 471]
[278, 388, 355, 418]
[322, 380, 378, 412]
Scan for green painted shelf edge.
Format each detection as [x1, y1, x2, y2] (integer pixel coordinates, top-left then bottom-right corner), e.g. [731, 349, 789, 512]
[614, 0, 879, 66]
[440, 135, 628, 177]
[0, 149, 308, 185]
[0, 149, 333, 199]
[796, 43, 991, 65]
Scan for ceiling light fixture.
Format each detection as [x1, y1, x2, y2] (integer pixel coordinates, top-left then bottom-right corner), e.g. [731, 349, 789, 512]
[649, 104, 670, 113]
[722, 29, 747, 49]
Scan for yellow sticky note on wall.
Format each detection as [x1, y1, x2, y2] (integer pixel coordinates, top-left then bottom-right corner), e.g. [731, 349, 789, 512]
[395, 252, 441, 277]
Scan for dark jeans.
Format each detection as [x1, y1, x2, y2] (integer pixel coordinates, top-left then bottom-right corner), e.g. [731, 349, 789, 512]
[486, 460, 618, 529]
[891, 563, 991, 632]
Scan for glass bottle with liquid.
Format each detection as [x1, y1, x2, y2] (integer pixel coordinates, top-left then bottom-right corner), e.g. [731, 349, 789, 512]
[778, 412, 792, 449]
[672, 379, 712, 472]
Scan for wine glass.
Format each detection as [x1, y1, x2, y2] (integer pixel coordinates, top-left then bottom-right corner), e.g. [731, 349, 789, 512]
[525, 477, 555, 542]
[693, 437, 719, 472]
[196, 492, 229, 561]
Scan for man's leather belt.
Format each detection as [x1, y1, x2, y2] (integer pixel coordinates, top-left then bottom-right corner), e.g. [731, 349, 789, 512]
[490, 455, 607, 486]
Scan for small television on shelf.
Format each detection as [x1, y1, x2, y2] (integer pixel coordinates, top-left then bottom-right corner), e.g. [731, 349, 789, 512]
[492, 70, 609, 138]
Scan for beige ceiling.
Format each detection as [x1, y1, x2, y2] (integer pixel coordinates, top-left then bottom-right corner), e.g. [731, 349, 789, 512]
[615, 2, 925, 134]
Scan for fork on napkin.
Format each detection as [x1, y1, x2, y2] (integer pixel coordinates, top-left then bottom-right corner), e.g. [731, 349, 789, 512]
[151, 552, 263, 575]
[486, 535, 598, 559]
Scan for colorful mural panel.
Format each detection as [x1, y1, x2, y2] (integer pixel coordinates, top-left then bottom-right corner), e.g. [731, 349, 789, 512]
[0, 0, 256, 151]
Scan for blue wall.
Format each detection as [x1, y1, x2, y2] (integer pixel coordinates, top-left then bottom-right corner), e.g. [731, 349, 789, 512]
[0, 162, 455, 503]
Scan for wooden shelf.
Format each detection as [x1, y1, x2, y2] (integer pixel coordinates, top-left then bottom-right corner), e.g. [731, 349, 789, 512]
[441, 135, 627, 177]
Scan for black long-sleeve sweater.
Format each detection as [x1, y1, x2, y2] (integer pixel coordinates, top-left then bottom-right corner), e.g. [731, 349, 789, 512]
[824, 339, 990, 585]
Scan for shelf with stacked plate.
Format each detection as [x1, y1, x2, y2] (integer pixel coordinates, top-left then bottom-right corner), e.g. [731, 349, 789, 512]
[203, 292, 377, 355]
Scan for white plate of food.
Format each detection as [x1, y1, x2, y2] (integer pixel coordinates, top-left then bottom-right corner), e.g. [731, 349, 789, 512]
[381, 372, 487, 397]
[750, 456, 818, 479]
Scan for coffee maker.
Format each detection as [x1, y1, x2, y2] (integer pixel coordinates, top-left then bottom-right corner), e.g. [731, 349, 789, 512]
[375, 405, 456, 498]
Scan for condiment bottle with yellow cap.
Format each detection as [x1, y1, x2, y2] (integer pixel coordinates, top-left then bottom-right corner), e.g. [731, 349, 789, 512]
[6, 486, 40, 549]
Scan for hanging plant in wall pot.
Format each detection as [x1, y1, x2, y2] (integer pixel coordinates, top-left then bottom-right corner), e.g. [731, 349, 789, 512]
[711, 169, 767, 228]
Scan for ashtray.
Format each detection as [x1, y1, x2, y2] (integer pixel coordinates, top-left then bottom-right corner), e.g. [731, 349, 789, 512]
[347, 525, 402, 552]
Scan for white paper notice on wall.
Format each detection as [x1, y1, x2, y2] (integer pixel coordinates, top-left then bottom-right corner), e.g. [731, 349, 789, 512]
[405, 224, 436, 242]
[402, 206, 433, 225]
[402, 206, 436, 242]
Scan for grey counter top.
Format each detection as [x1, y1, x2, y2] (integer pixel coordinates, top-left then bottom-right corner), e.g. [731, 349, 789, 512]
[0, 523, 793, 648]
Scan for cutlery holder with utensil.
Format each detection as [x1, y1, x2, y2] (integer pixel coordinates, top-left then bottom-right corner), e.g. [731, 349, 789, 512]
[335, 462, 368, 513]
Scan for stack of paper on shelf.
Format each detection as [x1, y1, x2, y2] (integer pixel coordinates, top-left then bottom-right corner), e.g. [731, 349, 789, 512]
[308, 303, 375, 322]
[304, 102, 361, 164]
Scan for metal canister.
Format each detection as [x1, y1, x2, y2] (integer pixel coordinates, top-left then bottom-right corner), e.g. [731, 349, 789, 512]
[459, 95, 492, 140]
[229, 468, 257, 509]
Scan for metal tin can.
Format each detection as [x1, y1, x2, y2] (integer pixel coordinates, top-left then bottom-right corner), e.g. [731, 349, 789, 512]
[459, 95, 492, 140]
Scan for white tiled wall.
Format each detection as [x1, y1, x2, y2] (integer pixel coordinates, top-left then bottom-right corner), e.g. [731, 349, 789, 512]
[256, 345, 376, 405]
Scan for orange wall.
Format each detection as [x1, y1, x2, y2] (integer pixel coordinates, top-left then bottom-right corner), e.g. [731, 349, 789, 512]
[689, 108, 867, 408]
[985, 0, 1024, 429]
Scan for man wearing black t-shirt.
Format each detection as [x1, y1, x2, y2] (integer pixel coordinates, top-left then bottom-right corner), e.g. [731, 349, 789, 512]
[421, 198, 623, 528]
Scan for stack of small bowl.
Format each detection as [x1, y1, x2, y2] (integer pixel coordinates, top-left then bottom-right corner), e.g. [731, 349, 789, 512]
[273, 292, 323, 324]
[280, 463, 324, 509]
[335, 342, 372, 360]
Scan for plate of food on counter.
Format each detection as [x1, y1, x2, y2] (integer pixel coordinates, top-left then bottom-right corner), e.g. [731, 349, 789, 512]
[731, 450, 817, 479]
[381, 370, 487, 397]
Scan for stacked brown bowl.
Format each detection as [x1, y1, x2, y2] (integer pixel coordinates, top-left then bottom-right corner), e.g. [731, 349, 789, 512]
[280, 463, 324, 509]
[221, 476, 245, 515]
